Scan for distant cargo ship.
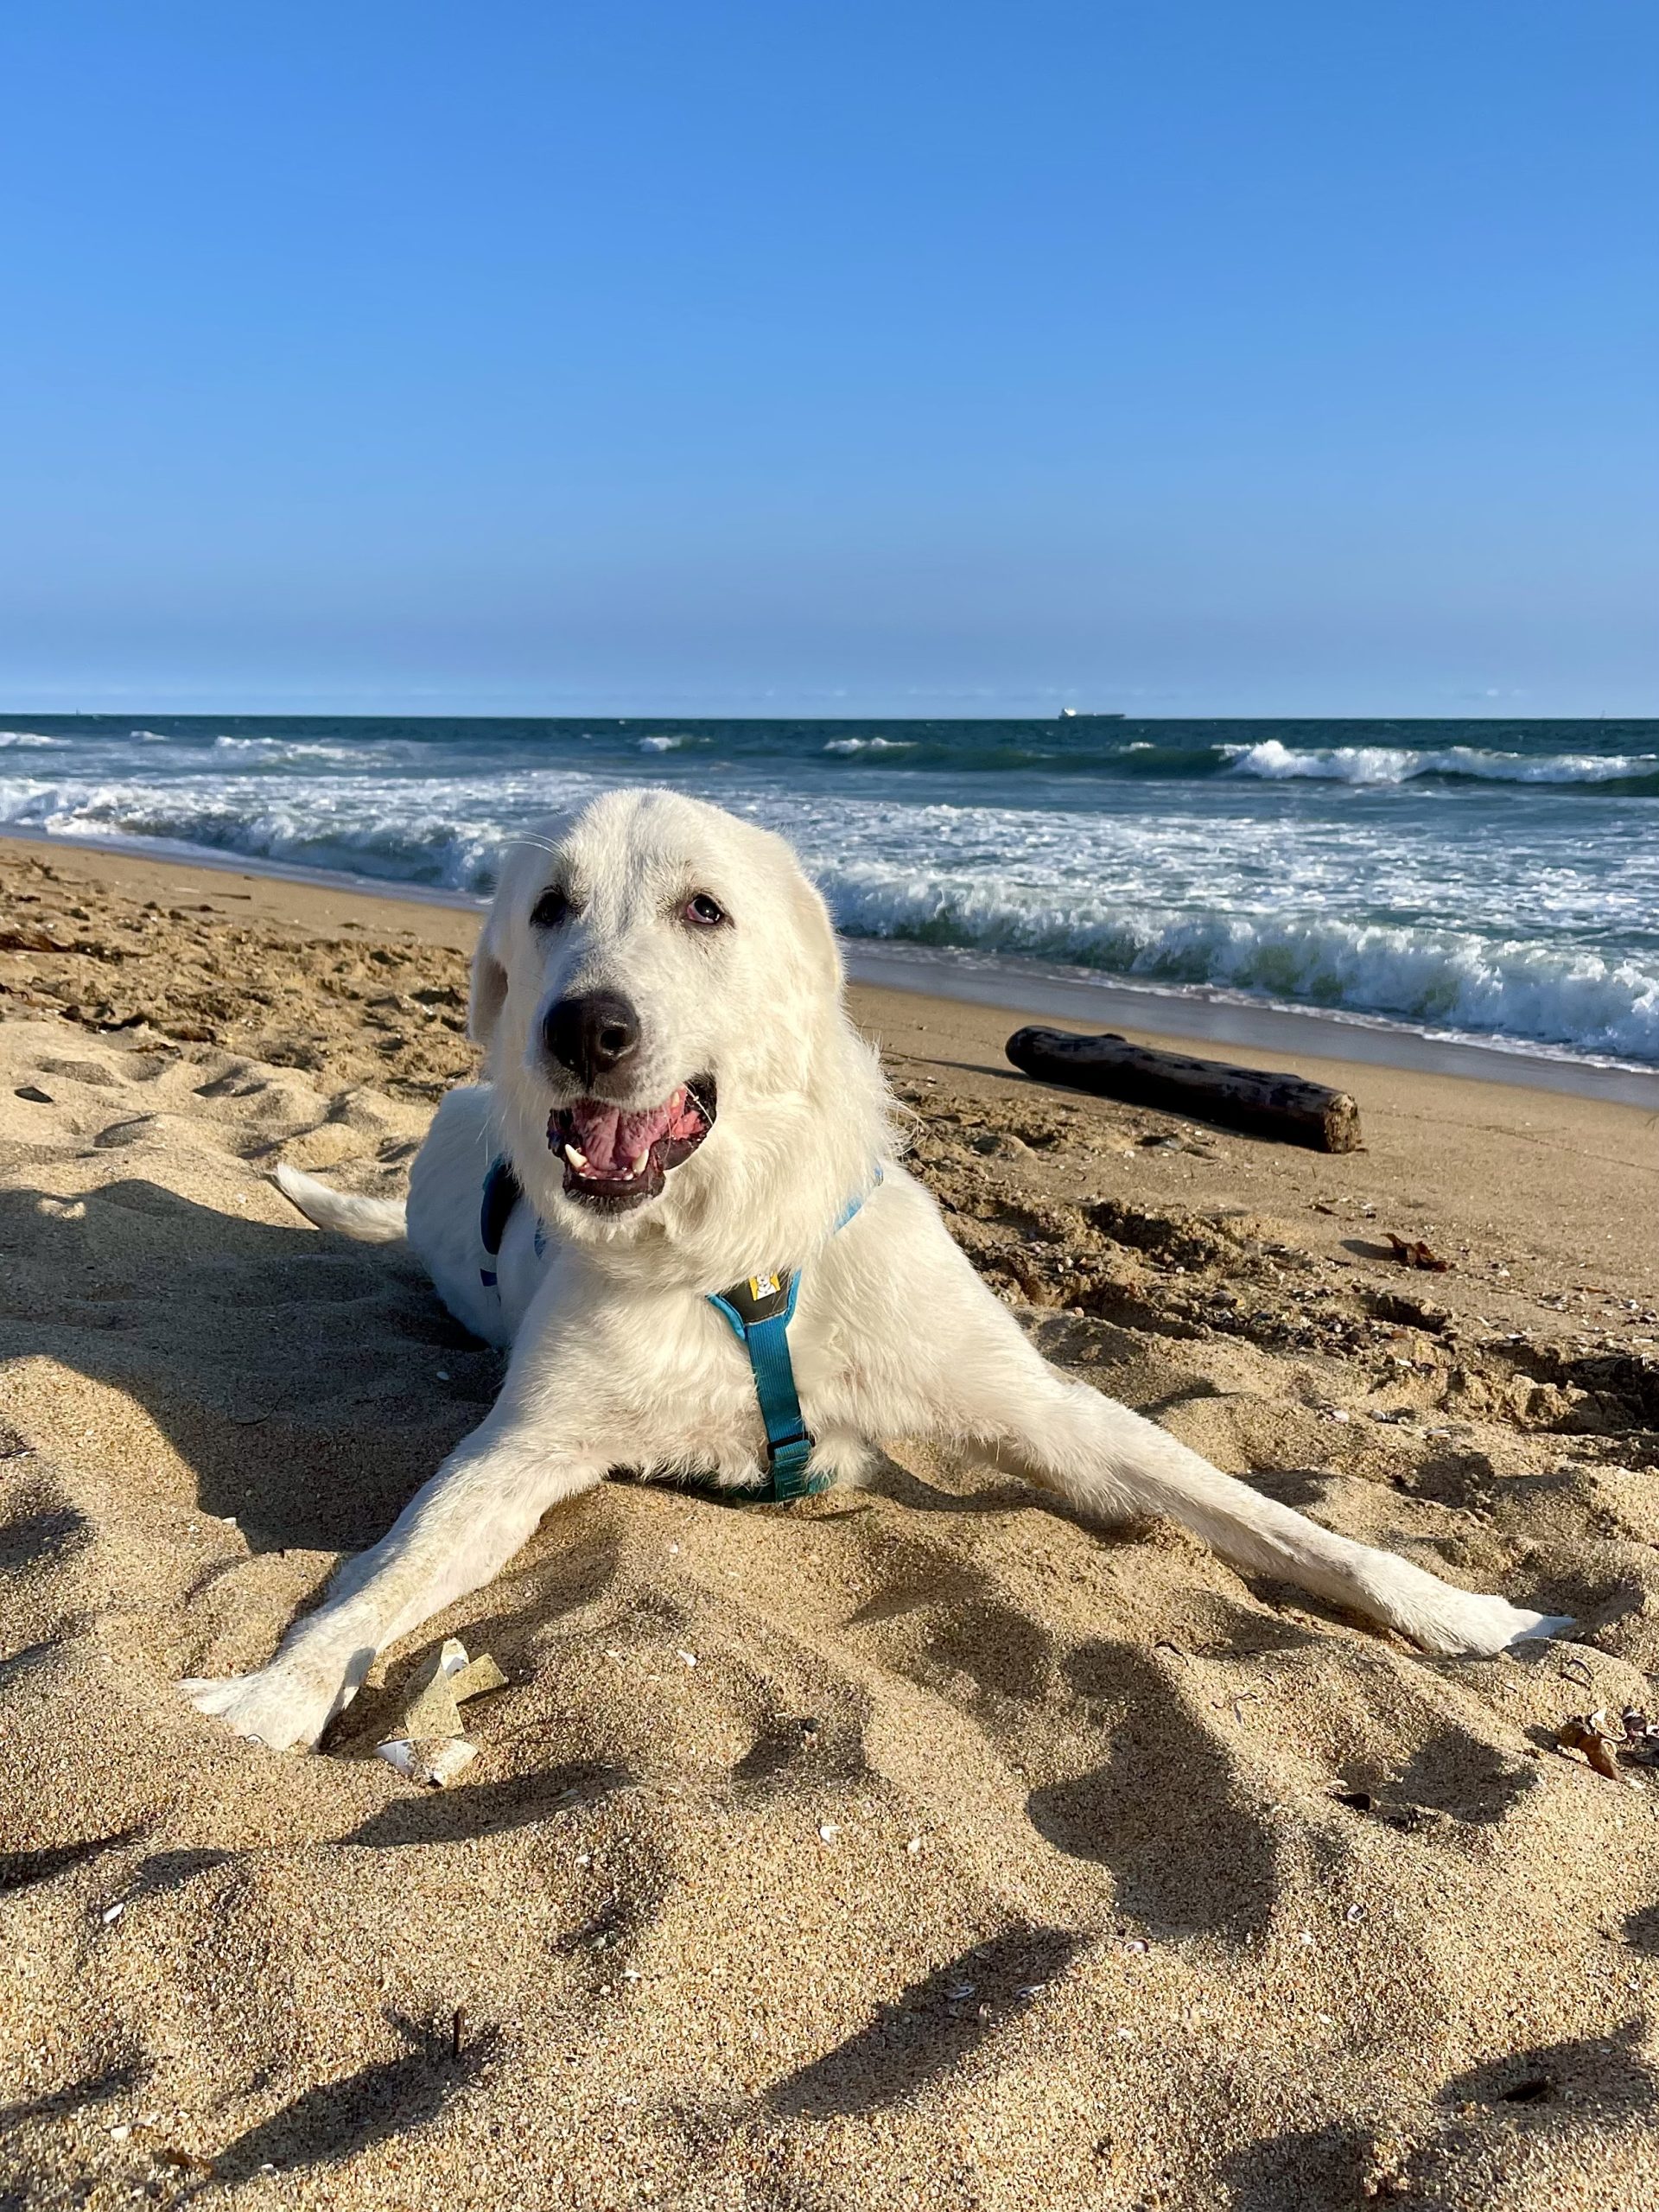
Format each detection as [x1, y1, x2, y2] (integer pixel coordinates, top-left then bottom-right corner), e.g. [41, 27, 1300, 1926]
[1057, 709, 1125, 721]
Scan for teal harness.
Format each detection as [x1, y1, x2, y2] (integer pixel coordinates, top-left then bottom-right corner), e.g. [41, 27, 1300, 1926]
[478, 1160, 880, 1503]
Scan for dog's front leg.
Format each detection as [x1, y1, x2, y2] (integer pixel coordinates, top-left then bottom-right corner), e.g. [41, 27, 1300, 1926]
[183, 1408, 602, 1751]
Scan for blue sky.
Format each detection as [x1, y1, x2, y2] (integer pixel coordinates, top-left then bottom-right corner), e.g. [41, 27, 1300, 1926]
[1, 2, 1654, 717]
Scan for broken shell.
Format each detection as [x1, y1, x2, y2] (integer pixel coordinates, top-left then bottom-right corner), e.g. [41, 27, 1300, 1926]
[400, 1666, 464, 1738]
[448, 1653, 509, 1701]
[375, 1638, 506, 1782]
[394, 1637, 506, 1738]
[376, 1736, 480, 1787]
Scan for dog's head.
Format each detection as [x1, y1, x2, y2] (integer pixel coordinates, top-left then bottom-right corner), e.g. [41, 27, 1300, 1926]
[472, 788, 889, 1279]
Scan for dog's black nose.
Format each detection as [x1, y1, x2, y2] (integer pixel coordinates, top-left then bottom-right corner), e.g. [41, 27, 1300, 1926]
[543, 990, 640, 1083]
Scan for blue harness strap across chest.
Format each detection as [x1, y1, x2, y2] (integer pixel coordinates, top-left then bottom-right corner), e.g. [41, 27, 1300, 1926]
[478, 1160, 879, 1503]
[704, 1268, 818, 1498]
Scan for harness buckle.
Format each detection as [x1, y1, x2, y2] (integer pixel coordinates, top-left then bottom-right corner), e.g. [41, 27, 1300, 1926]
[766, 1427, 822, 1502]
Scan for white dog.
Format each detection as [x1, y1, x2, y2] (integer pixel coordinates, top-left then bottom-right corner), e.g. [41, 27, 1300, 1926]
[185, 788, 1571, 1752]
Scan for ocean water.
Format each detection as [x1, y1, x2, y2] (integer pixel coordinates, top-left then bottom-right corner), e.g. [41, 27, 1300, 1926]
[3, 714, 1657, 1070]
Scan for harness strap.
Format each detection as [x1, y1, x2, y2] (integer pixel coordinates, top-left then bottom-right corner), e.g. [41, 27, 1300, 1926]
[706, 1169, 881, 1502]
[476, 1153, 881, 1502]
[478, 1157, 524, 1290]
[706, 1271, 821, 1501]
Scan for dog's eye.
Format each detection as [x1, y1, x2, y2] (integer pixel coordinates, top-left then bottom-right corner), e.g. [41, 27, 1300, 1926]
[531, 887, 570, 930]
[683, 893, 727, 928]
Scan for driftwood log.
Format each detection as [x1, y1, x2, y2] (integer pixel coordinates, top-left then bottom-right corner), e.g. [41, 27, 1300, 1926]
[1005, 1027, 1363, 1153]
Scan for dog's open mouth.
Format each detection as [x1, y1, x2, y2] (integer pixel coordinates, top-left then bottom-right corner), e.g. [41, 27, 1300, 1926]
[548, 1077, 715, 1210]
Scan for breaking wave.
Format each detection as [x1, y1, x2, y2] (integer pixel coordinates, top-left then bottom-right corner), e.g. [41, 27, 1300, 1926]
[0, 772, 597, 893]
[211, 734, 385, 766]
[3, 712, 1656, 1068]
[817, 862, 1659, 1065]
[3, 766, 1654, 1065]
[1223, 737, 1659, 789]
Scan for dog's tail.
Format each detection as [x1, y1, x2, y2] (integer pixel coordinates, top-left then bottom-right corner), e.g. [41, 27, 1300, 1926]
[274, 1163, 408, 1243]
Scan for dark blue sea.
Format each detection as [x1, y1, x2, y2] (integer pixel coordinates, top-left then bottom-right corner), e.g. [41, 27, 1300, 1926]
[3, 715, 1656, 1067]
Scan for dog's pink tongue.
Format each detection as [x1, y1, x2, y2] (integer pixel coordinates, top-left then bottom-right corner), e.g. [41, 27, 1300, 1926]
[569, 1089, 683, 1174]
[568, 1101, 622, 1173]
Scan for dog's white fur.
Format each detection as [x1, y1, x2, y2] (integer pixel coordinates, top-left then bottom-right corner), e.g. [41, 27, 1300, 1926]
[185, 788, 1571, 1751]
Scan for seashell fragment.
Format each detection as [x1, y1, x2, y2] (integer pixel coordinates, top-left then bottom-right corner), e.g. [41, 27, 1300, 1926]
[375, 1637, 507, 1785]
[376, 1735, 480, 1787]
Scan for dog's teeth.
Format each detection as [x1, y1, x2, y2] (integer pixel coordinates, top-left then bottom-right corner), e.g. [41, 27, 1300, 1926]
[563, 1143, 589, 1171]
[630, 1149, 651, 1174]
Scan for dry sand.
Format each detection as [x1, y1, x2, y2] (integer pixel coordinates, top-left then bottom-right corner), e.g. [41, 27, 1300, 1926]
[3, 835, 1659, 2211]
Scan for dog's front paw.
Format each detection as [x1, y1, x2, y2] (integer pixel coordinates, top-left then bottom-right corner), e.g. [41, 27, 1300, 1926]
[181, 1662, 345, 1752]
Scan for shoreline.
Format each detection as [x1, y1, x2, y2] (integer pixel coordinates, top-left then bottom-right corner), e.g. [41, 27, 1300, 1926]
[8, 824, 1659, 1110]
[4, 829, 1656, 1315]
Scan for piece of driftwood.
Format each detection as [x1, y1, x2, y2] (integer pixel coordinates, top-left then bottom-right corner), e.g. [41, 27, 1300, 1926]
[1005, 1027, 1363, 1153]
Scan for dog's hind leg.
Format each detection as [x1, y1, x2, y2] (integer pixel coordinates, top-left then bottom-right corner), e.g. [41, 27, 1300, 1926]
[183, 1410, 603, 1751]
[982, 1372, 1571, 1656]
[867, 1229, 1573, 1658]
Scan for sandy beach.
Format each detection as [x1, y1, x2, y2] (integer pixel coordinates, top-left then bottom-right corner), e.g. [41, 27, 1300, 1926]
[4, 833, 1659, 2210]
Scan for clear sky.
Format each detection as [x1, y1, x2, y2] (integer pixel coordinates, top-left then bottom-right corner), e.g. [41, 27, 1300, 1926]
[2, 2, 1654, 718]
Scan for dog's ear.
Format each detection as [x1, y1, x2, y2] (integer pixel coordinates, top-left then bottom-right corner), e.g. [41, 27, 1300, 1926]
[778, 854, 843, 999]
[468, 906, 509, 1047]
[469, 816, 574, 1049]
